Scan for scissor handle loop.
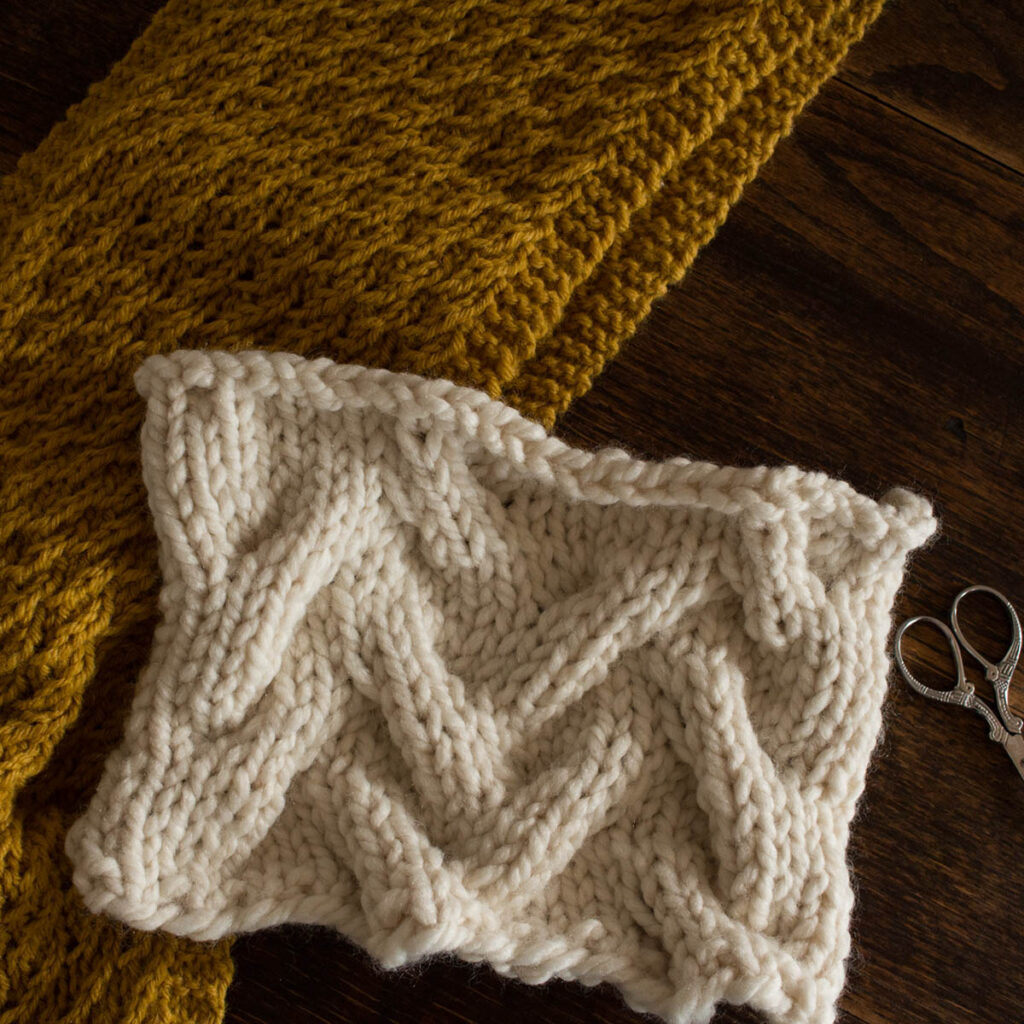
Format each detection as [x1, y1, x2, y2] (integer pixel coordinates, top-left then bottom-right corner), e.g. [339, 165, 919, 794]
[894, 615, 1008, 742]
[950, 585, 1022, 676]
[950, 584, 1023, 733]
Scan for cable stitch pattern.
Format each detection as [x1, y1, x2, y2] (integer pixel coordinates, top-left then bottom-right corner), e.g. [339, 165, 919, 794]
[67, 350, 935, 1024]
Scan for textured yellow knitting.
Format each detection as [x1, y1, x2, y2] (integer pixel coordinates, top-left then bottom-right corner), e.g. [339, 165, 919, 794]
[0, 1, 885, 1022]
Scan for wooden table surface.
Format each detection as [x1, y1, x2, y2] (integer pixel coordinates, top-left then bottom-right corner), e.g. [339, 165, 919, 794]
[3, 3, 1022, 1023]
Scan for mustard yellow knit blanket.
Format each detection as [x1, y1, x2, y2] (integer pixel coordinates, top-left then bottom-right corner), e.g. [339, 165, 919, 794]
[0, 2, 884, 1022]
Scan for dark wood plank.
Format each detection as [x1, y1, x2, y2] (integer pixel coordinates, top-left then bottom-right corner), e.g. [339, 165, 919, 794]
[227, 931, 772, 1024]
[0, 0, 161, 173]
[840, 0, 1024, 173]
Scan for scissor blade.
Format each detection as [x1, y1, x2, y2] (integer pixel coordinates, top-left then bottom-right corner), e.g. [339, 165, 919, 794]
[1001, 733, 1024, 784]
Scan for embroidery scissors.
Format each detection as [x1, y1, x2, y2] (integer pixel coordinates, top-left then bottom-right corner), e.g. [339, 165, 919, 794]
[894, 584, 1024, 782]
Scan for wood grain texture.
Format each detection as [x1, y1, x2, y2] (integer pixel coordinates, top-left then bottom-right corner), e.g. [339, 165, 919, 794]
[0, 0, 160, 172]
[2, 2, 1022, 1023]
[841, 0, 1024, 174]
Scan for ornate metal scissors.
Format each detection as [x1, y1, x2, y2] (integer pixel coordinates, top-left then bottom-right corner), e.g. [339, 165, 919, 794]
[894, 584, 1024, 782]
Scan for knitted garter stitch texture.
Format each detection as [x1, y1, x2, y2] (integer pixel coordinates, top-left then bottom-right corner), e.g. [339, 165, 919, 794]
[68, 351, 935, 1024]
[2, 2, 887, 1021]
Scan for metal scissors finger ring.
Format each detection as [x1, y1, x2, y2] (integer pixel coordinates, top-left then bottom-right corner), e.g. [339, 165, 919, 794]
[949, 584, 1023, 732]
[894, 586, 1024, 783]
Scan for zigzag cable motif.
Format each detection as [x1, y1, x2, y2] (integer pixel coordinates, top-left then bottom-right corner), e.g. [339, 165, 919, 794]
[68, 351, 935, 1024]
[1, 1, 890, 1018]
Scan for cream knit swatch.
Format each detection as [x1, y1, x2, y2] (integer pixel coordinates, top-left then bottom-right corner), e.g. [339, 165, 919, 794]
[66, 350, 936, 1024]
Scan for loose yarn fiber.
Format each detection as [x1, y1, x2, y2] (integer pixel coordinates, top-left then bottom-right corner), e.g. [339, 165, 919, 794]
[1, 1, 889, 1021]
[68, 351, 936, 1024]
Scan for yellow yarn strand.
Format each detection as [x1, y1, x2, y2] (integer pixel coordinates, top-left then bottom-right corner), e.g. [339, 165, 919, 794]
[0, 1, 884, 1021]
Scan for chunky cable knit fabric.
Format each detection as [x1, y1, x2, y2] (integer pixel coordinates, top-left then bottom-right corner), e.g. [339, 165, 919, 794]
[67, 351, 936, 1024]
[2, 3, 889, 1020]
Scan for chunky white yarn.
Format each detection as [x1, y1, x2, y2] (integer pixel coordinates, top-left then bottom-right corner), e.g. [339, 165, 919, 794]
[66, 350, 935, 1024]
